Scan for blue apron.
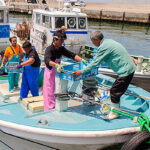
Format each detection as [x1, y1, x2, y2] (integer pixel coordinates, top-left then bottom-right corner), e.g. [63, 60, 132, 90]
[8, 47, 20, 91]
[20, 56, 40, 100]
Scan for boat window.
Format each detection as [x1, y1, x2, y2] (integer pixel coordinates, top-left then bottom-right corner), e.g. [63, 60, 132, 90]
[36, 13, 41, 24]
[0, 10, 4, 23]
[78, 17, 86, 29]
[67, 17, 76, 29]
[55, 17, 65, 28]
[42, 15, 51, 28]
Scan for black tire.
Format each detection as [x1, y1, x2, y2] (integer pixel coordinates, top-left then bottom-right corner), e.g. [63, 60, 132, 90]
[121, 130, 150, 150]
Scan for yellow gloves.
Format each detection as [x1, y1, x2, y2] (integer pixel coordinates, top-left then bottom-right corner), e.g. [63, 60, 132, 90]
[55, 64, 64, 73]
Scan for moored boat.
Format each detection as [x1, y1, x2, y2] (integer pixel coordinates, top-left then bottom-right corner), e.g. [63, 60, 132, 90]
[0, 73, 150, 150]
[30, 0, 88, 54]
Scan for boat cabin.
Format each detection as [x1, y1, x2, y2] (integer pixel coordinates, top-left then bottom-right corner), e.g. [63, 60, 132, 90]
[30, 3, 88, 54]
[0, 0, 10, 51]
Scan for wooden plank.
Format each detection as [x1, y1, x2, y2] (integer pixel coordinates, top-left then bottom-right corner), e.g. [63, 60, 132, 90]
[28, 101, 44, 111]
[22, 96, 44, 112]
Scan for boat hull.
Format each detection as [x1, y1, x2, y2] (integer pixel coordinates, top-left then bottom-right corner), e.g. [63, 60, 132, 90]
[98, 68, 150, 92]
[0, 120, 139, 150]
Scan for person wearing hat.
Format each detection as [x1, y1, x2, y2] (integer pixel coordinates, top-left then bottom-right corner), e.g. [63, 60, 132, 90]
[73, 30, 136, 120]
[61, 26, 67, 46]
[17, 41, 41, 100]
[61, 26, 67, 31]
[43, 29, 87, 111]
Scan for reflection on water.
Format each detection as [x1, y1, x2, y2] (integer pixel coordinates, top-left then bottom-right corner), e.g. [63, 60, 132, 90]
[88, 20, 150, 57]
[9, 13, 150, 57]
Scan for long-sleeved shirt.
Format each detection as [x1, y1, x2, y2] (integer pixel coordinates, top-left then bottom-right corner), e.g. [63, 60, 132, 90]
[82, 39, 136, 77]
[44, 44, 76, 70]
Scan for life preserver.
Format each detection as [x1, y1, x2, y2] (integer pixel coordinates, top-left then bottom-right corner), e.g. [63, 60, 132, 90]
[79, 18, 86, 28]
[121, 130, 150, 150]
[67, 18, 76, 28]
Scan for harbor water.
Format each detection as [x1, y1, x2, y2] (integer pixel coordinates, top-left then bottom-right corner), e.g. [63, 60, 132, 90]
[9, 13, 150, 57]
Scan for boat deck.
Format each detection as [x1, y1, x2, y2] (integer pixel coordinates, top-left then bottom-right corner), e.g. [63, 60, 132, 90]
[0, 74, 149, 132]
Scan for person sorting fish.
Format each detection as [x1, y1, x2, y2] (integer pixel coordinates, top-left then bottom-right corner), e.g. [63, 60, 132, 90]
[17, 41, 41, 100]
[43, 29, 87, 111]
[73, 30, 136, 120]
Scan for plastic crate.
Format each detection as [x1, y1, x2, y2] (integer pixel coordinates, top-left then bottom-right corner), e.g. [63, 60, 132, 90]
[5, 62, 23, 73]
[56, 62, 98, 81]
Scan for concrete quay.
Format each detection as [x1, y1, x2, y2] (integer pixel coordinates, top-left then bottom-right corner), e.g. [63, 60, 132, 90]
[7, 1, 150, 24]
[83, 3, 150, 24]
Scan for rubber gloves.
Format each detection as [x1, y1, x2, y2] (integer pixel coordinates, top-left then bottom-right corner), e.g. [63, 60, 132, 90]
[55, 64, 64, 73]
[17, 64, 22, 69]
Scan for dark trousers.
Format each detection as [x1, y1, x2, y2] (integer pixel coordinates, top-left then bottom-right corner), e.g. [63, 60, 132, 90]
[110, 72, 134, 103]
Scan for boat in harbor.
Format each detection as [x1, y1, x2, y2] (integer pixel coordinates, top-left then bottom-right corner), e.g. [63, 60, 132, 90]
[1, 1, 150, 149]
[30, 0, 88, 54]
[0, 71, 150, 150]
[0, 0, 10, 52]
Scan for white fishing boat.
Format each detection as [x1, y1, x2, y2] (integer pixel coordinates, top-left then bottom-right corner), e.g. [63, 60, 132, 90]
[0, 0, 10, 51]
[30, 0, 88, 54]
[1, 1, 150, 150]
[0, 71, 150, 150]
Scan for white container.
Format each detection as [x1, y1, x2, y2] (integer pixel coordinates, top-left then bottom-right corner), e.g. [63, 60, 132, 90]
[55, 97, 68, 111]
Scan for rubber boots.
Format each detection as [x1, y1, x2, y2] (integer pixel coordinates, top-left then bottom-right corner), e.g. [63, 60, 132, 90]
[104, 102, 120, 120]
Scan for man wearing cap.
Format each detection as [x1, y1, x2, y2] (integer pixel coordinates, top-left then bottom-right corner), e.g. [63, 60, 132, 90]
[43, 29, 87, 111]
[73, 30, 136, 120]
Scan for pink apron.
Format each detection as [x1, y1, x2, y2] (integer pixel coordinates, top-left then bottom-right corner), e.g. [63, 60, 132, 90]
[43, 59, 60, 111]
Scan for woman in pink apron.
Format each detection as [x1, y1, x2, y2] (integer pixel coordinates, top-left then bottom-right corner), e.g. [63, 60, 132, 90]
[43, 29, 86, 111]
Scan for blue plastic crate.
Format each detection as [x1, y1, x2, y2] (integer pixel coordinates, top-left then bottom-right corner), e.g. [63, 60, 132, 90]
[5, 62, 23, 73]
[56, 62, 98, 81]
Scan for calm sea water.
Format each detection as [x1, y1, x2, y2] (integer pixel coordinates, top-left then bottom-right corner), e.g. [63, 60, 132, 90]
[9, 13, 150, 58]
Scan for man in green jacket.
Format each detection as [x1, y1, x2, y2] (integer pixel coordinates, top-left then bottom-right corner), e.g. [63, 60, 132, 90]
[73, 30, 136, 120]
